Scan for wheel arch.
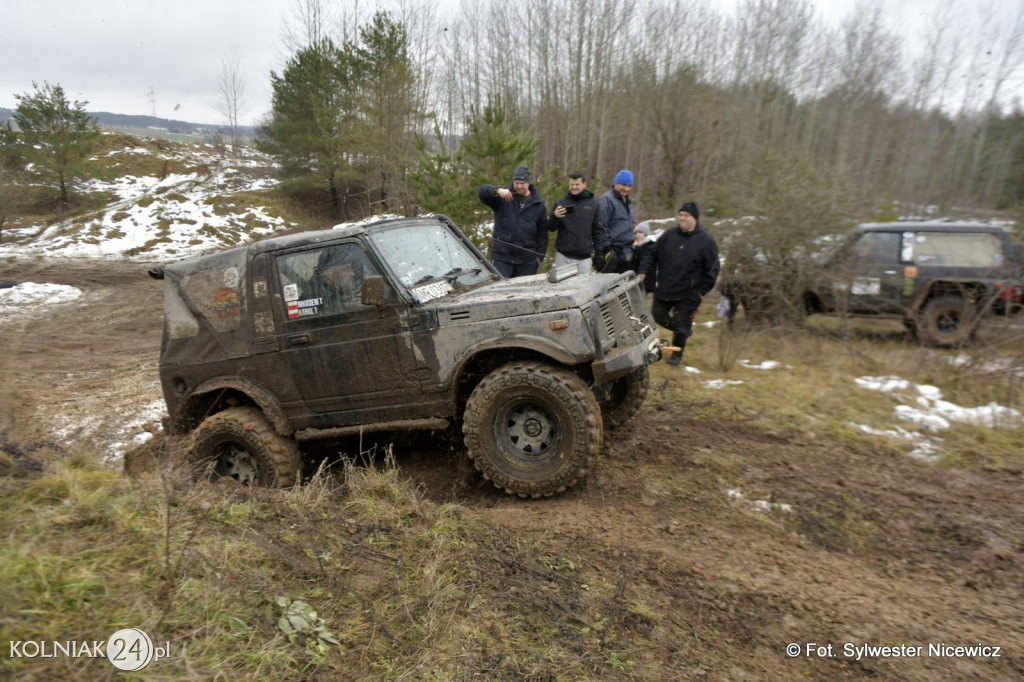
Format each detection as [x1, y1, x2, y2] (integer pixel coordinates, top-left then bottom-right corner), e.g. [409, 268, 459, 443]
[910, 279, 989, 311]
[451, 345, 591, 418]
[172, 377, 291, 436]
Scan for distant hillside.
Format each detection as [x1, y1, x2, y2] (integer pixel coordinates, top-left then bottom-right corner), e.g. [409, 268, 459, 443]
[0, 107, 255, 138]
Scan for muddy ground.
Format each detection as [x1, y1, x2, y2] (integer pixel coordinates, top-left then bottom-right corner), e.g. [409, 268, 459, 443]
[1, 259, 1021, 680]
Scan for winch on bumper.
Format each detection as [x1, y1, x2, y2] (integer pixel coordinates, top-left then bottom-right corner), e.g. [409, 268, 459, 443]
[590, 318, 663, 383]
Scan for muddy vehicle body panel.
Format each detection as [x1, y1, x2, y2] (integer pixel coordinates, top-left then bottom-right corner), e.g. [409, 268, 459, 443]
[157, 215, 660, 496]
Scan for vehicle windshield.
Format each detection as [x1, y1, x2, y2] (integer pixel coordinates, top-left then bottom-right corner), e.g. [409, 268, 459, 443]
[369, 221, 495, 301]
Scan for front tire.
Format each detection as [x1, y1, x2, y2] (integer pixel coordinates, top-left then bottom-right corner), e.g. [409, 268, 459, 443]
[188, 407, 300, 488]
[463, 362, 602, 498]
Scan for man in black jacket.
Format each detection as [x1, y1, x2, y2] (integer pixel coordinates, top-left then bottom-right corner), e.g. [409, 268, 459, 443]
[638, 201, 720, 366]
[478, 165, 548, 277]
[545, 172, 603, 272]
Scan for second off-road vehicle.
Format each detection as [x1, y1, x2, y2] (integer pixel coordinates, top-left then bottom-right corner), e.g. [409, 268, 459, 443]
[802, 222, 1022, 346]
[723, 222, 1022, 347]
[154, 215, 663, 497]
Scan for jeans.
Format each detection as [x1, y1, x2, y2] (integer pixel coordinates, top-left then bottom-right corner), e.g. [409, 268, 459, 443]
[492, 258, 540, 278]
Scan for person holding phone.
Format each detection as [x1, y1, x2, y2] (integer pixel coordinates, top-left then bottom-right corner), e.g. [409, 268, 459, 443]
[545, 171, 603, 272]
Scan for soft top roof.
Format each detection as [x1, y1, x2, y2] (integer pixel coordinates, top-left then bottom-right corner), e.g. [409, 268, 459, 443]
[167, 215, 452, 275]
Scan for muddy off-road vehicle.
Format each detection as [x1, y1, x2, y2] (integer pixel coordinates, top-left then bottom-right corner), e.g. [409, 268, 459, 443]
[154, 215, 663, 497]
[800, 222, 1022, 346]
[726, 222, 1022, 347]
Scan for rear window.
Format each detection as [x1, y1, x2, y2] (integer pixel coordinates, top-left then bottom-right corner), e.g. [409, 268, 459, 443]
[907, 232, 1004, 267]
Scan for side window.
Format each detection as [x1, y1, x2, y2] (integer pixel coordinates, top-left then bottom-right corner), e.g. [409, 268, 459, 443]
[276, 243, 384, 320]
[910, 232, 1003, 267]
[850, 231, 900, 265]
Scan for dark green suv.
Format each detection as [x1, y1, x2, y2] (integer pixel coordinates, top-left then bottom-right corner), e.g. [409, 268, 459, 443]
[804, 222, 1022, 346]
[154, 216, 662, 497]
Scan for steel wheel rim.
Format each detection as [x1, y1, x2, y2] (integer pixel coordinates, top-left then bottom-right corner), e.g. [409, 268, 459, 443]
[214, 445, 259, 486]
[496, 399, 560, 465]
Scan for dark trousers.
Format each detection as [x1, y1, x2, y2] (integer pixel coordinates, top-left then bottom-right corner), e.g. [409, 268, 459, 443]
[601, 247, 634, 274]
[652, 294, 701, 353]
[492, 258, 540, 278]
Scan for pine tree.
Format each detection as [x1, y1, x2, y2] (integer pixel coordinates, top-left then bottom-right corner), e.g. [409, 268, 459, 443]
[6, 82, 101, 213]
[411, 96, 538, 248]
[258, 38, 360, 216]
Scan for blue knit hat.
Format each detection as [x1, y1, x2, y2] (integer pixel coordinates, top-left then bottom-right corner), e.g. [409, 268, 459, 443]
[614, 169, 634, 185]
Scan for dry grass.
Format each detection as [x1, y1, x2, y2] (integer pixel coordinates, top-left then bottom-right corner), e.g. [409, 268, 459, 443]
[651, 303, 1024, 469]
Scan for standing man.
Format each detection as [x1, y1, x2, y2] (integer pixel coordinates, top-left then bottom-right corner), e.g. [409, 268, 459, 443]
[638, 201, 720, 366]
[478, 165, 548, 278]
[545, 171, 603, 272]
[596, 169, 637, 273]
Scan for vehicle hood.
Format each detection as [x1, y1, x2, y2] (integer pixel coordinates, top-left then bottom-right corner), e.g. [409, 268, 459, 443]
[432, 272, 622, 321]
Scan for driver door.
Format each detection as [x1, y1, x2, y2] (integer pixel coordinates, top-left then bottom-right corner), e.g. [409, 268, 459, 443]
[270, 241, 421, 424]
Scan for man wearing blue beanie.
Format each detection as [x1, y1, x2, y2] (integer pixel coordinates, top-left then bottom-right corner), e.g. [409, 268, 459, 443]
[595, 169, 636, 273]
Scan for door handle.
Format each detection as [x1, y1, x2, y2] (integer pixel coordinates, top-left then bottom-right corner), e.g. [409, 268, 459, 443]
[287, 333, 311, 346]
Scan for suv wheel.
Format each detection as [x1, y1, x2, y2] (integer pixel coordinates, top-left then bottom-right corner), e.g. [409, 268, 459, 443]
[918, 295, 977, 348]
[463, 362, 602, 498]
[189, 407, 301, 487]
[598, 370, 649, 429]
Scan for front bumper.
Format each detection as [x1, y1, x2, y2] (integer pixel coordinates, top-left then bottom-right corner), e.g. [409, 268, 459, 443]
[591, 330, 662, 383]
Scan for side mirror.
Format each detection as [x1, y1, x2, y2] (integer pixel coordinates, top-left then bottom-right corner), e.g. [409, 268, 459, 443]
[361, 275, 386, 307]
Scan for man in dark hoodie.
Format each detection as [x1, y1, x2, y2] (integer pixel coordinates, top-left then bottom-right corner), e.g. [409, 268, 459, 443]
[478, 165, 549, 278]
[545, 171, 603, 272]
[638, 201, 720, 366]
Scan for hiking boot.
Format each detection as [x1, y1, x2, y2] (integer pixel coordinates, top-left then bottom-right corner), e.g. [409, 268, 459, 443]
[665, 352, 682, 366]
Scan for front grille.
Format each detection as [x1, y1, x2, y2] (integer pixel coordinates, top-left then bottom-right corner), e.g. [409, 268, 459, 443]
[599, 302, 615, 338]
[618, 291, 632, 316]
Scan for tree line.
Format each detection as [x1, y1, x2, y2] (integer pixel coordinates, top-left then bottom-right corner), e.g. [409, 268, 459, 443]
[5, 0, 1023, 255]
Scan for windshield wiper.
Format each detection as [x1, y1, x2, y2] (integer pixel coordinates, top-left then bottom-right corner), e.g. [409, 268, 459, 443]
[442, 267, 481, 281]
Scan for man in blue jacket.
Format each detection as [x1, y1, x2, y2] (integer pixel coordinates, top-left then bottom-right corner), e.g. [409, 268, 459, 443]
[596, 169, 637, 273]
[638, 201, 720, 366]
[478, 165, 548, 277]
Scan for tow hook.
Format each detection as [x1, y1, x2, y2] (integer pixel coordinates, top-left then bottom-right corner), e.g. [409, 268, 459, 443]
[645, 338, 680, 364]
[649, 338, 681, 363]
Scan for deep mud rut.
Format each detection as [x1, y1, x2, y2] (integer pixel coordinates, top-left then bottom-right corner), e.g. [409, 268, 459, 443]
[2, 259, 1021, 679]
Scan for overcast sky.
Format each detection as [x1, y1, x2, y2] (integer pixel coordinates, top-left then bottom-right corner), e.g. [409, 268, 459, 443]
[1, 0, 1021, 127]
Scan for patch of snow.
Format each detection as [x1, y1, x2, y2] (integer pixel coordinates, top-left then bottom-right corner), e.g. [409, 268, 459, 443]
[854, 374, 1020, 460]
[705, 379, 745, 389]
[854, 376, 912, 393]
[0, 283, 84, 321]
[727, 488, 793, 513]
[739, 359, 786, 370]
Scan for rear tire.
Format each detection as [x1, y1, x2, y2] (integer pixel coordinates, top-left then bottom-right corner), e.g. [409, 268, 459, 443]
[188, 407, 300, 488]
[463, 362, 602, 498]
[917, 295, 978, 348]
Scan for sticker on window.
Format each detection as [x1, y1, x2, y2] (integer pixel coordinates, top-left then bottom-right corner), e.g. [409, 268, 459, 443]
[283, 283, 299, 302]
[288, 297, 324, 318]
[409, 280, 453, 304]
